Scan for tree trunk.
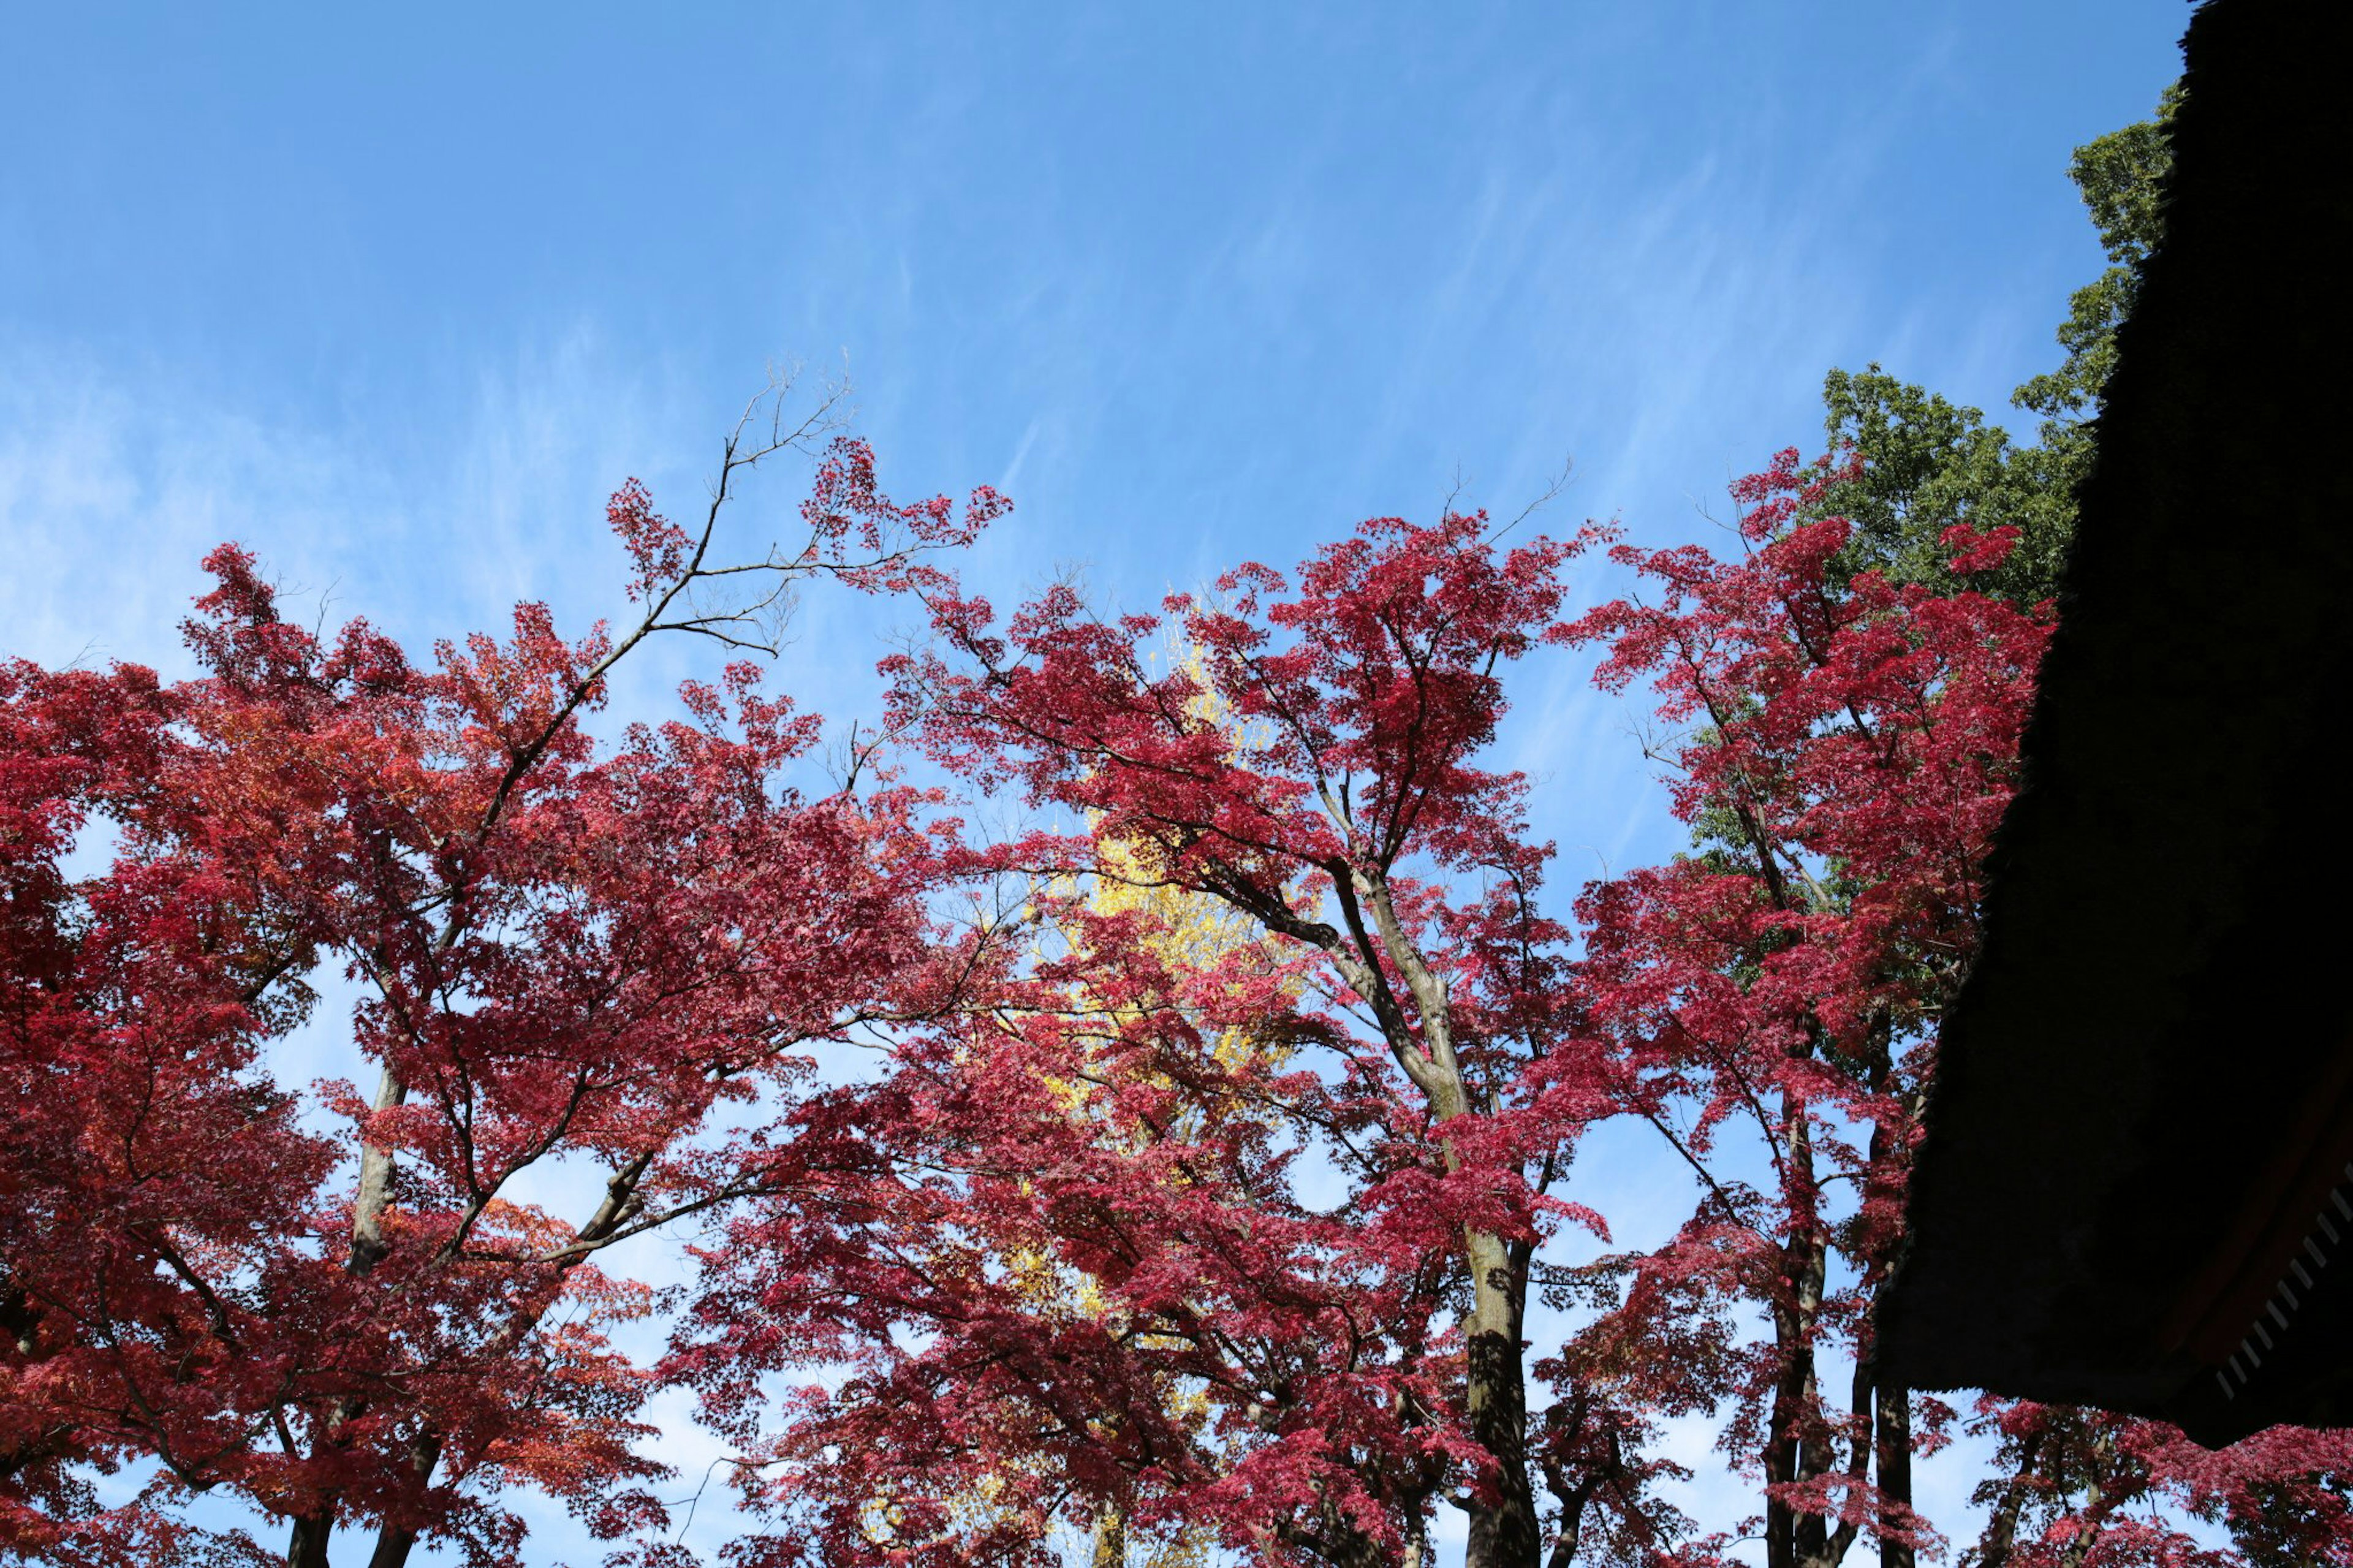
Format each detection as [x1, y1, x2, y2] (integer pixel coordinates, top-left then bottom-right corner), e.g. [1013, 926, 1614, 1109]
[1463, 1227, 1540, 1568]
[1341, 873, 1538, 1568]
[1768, 1110, 1829, 1568]
[2058, 1430, 2113, 1568]
[1876, 1381, 1913, 1568]
[286, 1512, 335, 1568]
[1789, 1342, 1832, 1568]
[1763, 1265, 1821, 1568]
[285, 1062, 409, 1566]
[347, 1062, 408, 1271]
[367, 1520, 416, 1568]
[363, 1431, 442, 1568]
[355, 1154, 651, 1567]
[1965, 1426, 2044, 1568]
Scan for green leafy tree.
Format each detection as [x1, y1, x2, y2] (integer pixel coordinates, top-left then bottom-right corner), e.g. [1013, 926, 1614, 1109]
[1809, 85, 2182, 607]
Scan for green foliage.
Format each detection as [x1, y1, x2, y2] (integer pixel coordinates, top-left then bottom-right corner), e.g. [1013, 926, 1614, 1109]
[1674, 86, 2180, 876]
[1814, 366, 2075, 604]
[2013, 85, 2184, 441]
[1809, 84, 2181, 608]
[2070, 85, 2182, 269]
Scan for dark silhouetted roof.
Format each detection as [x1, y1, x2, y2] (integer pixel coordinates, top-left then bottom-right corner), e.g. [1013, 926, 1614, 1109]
[1879, 0, 2353, 1449]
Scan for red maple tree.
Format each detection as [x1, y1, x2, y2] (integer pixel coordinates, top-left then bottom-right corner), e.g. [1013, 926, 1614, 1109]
[1556, 447, 2053, 1568]
[667, 449, 2353, 1568]
[13, 414, 2353, 1568]
[659, 507, 1638, 1568]
[0, 393, 1006, 1568]
[1558, 447, 2353, 1568]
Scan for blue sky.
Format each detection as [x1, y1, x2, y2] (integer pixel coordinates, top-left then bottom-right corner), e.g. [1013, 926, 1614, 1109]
[2, 2, 2188, 1562]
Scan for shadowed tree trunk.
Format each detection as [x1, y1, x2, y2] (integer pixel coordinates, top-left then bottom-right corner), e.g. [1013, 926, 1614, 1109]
[1877, 1381, 1913, 1568]
[1966, 1425, 2045, 1568]
[1463, 1229, 1540, 1568]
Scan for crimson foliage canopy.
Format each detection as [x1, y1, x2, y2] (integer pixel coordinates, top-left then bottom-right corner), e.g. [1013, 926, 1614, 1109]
[5, 428, 2349, 1568]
